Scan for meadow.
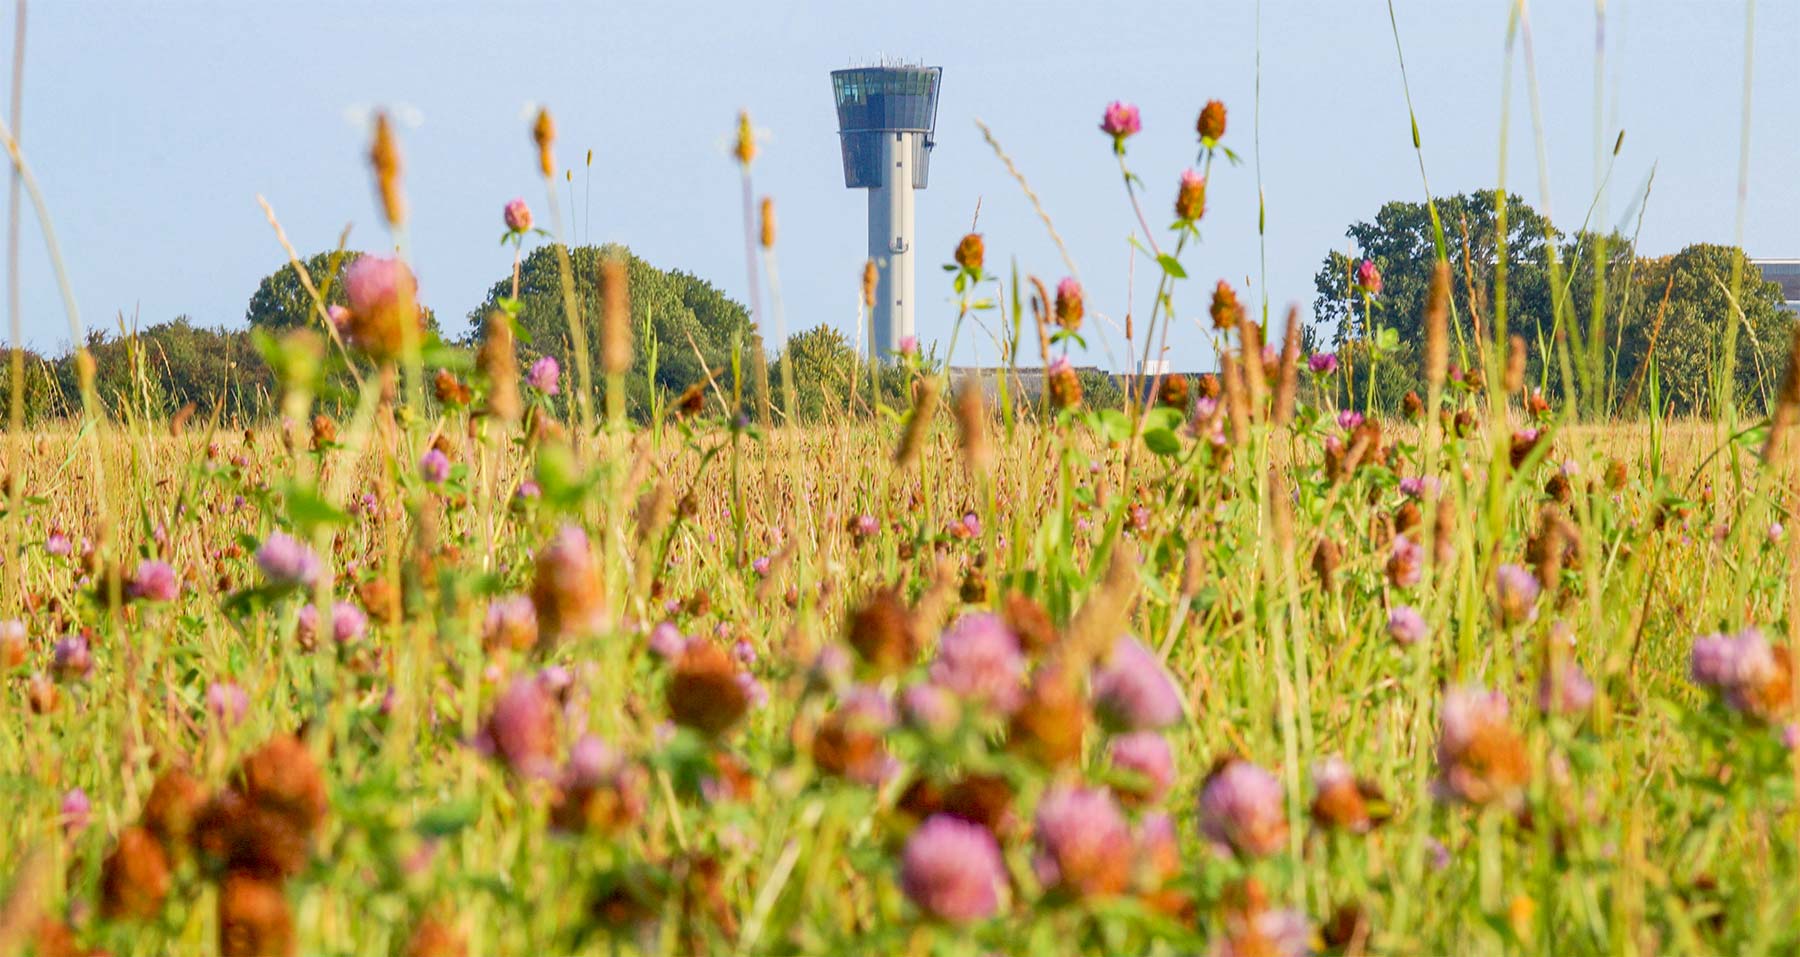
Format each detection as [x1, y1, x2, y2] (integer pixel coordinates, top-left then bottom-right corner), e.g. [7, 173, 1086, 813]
[2, 34, 1800, 957]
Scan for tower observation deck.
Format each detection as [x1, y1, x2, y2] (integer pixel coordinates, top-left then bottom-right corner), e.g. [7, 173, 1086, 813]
[831, 65, 942, 362]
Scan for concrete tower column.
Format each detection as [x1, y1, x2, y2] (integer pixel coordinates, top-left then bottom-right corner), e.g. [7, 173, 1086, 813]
[868, 131, 917, 358]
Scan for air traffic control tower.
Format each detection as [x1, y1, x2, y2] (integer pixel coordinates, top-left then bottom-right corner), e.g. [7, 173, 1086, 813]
[830, 64, 942, 362]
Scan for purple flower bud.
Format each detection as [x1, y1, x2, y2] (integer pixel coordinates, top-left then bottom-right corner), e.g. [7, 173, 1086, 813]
[256, 531, 322, 589]
[1091, 637, 1182, 731]
[126, 560, 179, 603]
[1387, 605, 1428, 647]
[1494, 564, 1540, 626]
[732, 639, 757, 665]
[647, 621, 687, 661]
[46, 531, 72, 557]
[1032, 785, 1132, 898]
[478, 676, 557, 779]
[1536, 662, 1595, 717]
[900, 682, 961, 736]
[929, 613, 1024, 714]
[751, 555, 771, 577]
[1199, 759, 1287, 858]
[418, 448, 450, 484]
[1107, 731, 1175, 803]
[51, 634, 92, 680]
[899, 815, 1005, 923]
[1307, 352, 1339, 375]
[1099, 101, 1143, 145]
[61, 788, 90, 836]
[207, 681, 249, 726]
[1336, 409, 1364, 432]
[503, 198, 533, 233]
[527, 355, 561, 395]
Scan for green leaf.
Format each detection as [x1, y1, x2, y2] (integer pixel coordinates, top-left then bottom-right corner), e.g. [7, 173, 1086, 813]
[1145, 406, 1185, 433]
[1143, 427, 1181, 456]
[1155, 254, 1187, 279]
[283, 483, 349, 531]
[416, 797, 482, 837]
[1096, 409, 1133, 444]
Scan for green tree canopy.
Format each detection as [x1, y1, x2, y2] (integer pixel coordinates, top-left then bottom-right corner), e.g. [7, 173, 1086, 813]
[247, 250, 438, 336]
[1312, 193, 1793, 417]
[467, 243, 754, 421]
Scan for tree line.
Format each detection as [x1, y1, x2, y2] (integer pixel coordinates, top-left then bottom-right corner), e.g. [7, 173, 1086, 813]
[1310, 192, 1791, 418]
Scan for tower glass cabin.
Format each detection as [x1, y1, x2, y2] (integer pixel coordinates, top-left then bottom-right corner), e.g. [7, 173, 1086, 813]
[831, 65, 942, 362]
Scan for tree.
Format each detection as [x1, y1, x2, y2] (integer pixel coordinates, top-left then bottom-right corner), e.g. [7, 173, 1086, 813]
[467, 243, 754, 421]
[770, 324, 863, 423]
[246, 250, 438, 337]
[246, 251, 361, 333]
[1313, 192, 1559, 402]
[1613, 245, 1792, 417]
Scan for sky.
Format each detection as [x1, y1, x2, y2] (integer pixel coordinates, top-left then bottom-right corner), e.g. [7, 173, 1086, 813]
[2, 0, 1795, 372]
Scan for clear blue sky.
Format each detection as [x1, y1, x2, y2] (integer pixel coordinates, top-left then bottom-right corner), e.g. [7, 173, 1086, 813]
[4, 0, 1795, 371]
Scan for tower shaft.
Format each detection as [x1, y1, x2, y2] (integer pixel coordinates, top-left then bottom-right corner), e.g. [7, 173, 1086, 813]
[867, 131, 919, 357]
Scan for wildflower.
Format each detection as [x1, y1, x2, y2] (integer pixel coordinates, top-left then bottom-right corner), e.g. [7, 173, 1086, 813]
[1209, 280, 1243, 330]
[646, 621, 687, 661]
[1157, 373, 1191, 411]
[1355, 259, 1382, 296]
[1689, 627, 1793, 721]
[551, 736, 646, 834]
[207, 682, 250, 727]
[901, 681, 962, 737]
[1309, 755, 1385, 833]
[1494, 563, 1541, 626]
[1387, 605, 1428, 646]
[476, 676, 558, 778]
[1008, 663, 1087, 767]
[51, 634, 92, 681]
[1099, 101, 1142, 152]
[930, 612, 1025, 714]
[61, 787, 91, 836]
[342, 255, 422, 360]
[418, 448, 450, 484]
[127, 560, 179, 603]
[1053, 277, 1084, 330]
[100, 826, 172, 920]
[1435, 685, 1530, 806]
[1308, 352, 1339, 375]
[218, 873, 294, 957]
[1536, 661, 1596, 717]
[0, 619, 25, 667]
[1385, 534, 1423, 589]
[1046, 355, 1083, 411]
[667, 641, 751, 737]
[1335, 409, 1364, 432]
[1196, 99, 1227, 144]
[256, 532, 322, 590]
[806, 644, 852, 693]
[1214, 879, 1312, 957]
[527, 355, 561, 395]
[1033, 785, 1133, 899]
[141, 768, 207, 854]
[1174, 169, 1207, 222]
[953, 232, 985, 273]
[899, 815, 1005, 923]
[531, 525, 606, 644]
[298, 601, 368, 647]
[1199, 758, 1288, 858]
[897, 335, 919, 357]
[46, 530, 72, 556]
[1108, 731, 1174, 804]
[811, 685, 898, 786]
[504, 197, 533, 233]
[845, 586, 920, 676]
[1092, 637, 1182, 731]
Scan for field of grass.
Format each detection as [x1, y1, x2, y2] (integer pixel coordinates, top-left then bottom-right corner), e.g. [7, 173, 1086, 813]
[1, 10, 1797, 951]
[2, 354, 1799, 957]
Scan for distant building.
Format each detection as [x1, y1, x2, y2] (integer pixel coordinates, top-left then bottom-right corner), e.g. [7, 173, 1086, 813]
[1753, 259, 1800, 316]
[948, 365, 1209, 401]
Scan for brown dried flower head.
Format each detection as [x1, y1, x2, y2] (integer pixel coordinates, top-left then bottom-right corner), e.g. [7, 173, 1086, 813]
[666, 641, 750, 737]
